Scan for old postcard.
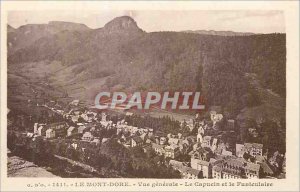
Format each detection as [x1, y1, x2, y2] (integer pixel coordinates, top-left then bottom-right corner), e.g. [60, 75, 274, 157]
[1, 1, 299, 191]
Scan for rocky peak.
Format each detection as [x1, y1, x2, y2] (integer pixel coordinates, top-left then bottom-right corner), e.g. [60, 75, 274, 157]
[48, 21, 90, 31]
[103, 16, 143, 34]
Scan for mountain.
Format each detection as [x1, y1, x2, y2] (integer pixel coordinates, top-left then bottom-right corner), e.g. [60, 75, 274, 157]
[103, 16, 144, 34]
[182, 30, 256, 36]
[7, 21, 90, 55]
[7, 16, 286, 123]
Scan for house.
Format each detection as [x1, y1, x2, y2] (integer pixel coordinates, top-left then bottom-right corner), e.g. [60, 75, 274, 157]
[189, 148, 213, 162]
[71, 142, 78, 150]
[191, 158, 211, 178]
[101, 112, 107, 122]
[101, 138, 108, 143]
[178, 133, 183, 139]
[236, 143, 246, 157]
[71, 116, 79, 123]
[210, 111, 223, 122]
[212, 164, 223, 179]
[178, 166, 201, 179]
[244, 143, 263, 156]
[221, 158, 245, 179]
[211, 138, 218, 152]
[37, 126, 46, 136]
[45, 122, 67, 137]
[34, 123, 39, 134]
[164, 144, 180, 159]
[192, 143, 202, 151]
[215, 142, 227, 155]
[245, 162, 261, 179]
[46, 122, 66, 130]
[197, 133, 203, 143]
[201, 136, 212, 148]
[212, 157, 261, 179]
[46, 129, 55, 139]
[168, 138, 179, 145]
[78, 125, 87, 134]
[54, 127, 66, 137]
[82, 131, 94, 142]
[255, 155, 274, 177]
[151, 143, 165, 155]
[131, 136, 143, 147]
[160, 137, 167, 145]
[67, 126, 77, 137]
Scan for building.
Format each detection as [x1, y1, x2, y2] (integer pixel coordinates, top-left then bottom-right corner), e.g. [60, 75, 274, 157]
[168, 138, 179, 145]
[151, 143, 165, 155]
[221, 158, 245, 179]
[45, 122, 67, 137]
[212, 164, 223, 179]
[164, 144, 180, 159]
[244, 143, 263, 156]
[82, 131, 94, 142]
[37, 126, 46, 136]
[202, 136, 212, 148]
[212, 157, 261, 179]
[191, 158, 211, 178]
[211, 138, 218, 152]
[197, 133, 203, 143]
[245, 162, 261, 179]
[178, 166, 201, 179]
[255, 156, 274, 177]
[54, 127, 66, 137]
[67, 126, 77, 137]
[160, 137, 167, 145]
[189, 148, 213, 162]
[236, 143, 246, 157]
[78, 125, 87, 134]
[34, 123, 38, 134]
[210, 111, 223, 123]
[131, 136, 143, 147]
[45, 129, 55, 139]
[46, 122, 66, 130]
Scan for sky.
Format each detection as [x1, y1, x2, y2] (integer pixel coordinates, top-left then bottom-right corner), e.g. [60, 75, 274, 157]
[8, 10, 285, 33]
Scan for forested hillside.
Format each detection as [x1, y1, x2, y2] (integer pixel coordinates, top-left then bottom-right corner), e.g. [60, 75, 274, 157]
[7, 16, 286, 119]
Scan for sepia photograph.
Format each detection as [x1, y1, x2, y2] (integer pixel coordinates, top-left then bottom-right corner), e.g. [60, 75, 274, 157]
[1, 1, 299, 192]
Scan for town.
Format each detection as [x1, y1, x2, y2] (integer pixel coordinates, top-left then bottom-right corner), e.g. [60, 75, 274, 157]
[7, 99, 286, 179]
